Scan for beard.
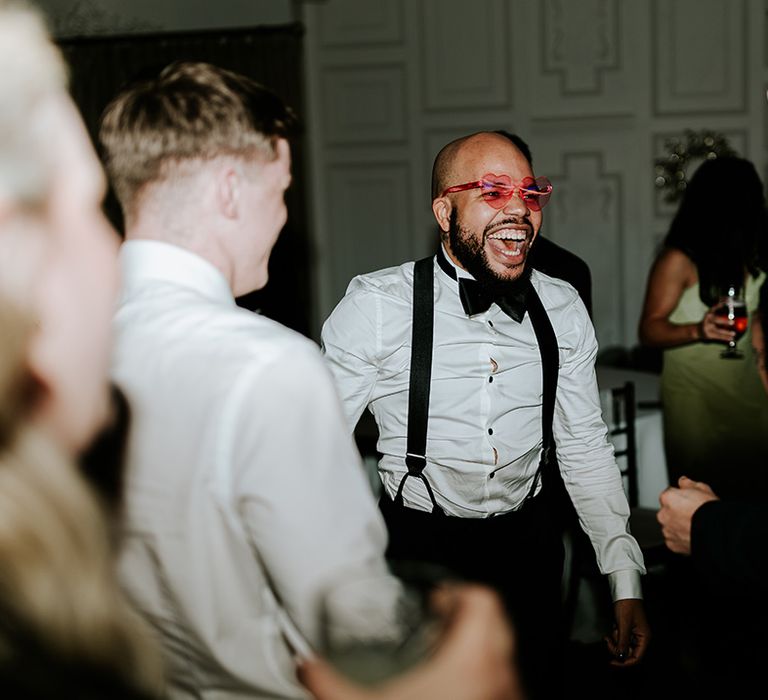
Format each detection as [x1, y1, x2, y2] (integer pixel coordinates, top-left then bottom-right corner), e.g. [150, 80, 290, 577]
[448, 208, 532, 297]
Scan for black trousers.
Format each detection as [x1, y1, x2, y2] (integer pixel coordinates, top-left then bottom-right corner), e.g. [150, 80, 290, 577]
[379, 492, 565, 700]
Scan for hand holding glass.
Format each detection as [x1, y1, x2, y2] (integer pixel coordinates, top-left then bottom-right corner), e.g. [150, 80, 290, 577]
[713, 287, 748, 359]
[317, 564, 454, 686]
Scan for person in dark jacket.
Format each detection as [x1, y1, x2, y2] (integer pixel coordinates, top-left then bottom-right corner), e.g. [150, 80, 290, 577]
[658, 476, 768, 699]
[495, 130, 593, 317]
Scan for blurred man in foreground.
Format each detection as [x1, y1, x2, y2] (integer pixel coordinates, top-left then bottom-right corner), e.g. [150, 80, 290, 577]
[659, 476, 767, 699]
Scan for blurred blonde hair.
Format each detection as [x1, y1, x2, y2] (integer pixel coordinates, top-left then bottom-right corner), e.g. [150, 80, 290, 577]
[0, 429, 164, 690]
[0, 2, 163, 693]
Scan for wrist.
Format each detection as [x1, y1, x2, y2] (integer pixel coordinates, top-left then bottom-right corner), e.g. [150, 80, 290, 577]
[694, 320, 705, 341]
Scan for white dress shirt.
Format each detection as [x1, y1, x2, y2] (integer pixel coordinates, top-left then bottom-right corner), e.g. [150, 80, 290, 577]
[321, 251, 645, 601]
[113, 241, 395, 699]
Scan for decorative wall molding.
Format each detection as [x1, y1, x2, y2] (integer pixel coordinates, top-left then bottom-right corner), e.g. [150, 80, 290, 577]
[526, 0, 639, 120]
[542, 0, 620, 96]
[325, 163, 412, 304]
[49, 0, 158, 37]
[547, 151, 625, 347]
[421, 0, 510, 111]
[321, 65, 407, 145]
[318, 0, 403, 46]
[44, 0, 294, 37]
[652, 0, 747, 115]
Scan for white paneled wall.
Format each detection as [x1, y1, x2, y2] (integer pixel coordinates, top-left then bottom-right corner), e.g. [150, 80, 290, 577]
[303, 0, 767, 349]
[653, 0, 747, 115]
[39, 0, 294, 37]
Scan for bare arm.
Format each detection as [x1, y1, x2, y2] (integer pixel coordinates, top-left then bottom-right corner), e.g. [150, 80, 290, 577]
[751, 312, 768, 395]
[638, 248, 733, 347]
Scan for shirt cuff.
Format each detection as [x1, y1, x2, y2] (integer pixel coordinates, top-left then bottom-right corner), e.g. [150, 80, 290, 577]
[608, 569, 643, 601]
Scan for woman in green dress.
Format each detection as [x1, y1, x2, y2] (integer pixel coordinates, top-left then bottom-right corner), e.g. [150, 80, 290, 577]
[639, 157, 768, 501]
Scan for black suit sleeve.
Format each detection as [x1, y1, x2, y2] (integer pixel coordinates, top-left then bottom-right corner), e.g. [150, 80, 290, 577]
[691, 500, 768, 597]
[528, 237, 593, 318]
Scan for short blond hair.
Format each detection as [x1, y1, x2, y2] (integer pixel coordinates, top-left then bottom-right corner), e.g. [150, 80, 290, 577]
[99, 61, 298, 219]
[0, 1, 66, 207]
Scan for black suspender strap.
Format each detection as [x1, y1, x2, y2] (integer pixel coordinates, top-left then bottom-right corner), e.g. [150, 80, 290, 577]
[398, 258, 562, 515]
[525, 282, 560, 502]
[395, 257, 444, 514]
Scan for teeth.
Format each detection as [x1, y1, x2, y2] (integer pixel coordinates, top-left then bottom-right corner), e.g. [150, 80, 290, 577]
[488, 231, 526, 241]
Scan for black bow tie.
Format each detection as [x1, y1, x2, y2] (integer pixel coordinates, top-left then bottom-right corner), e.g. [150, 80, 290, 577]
[436, 253, 528, 323]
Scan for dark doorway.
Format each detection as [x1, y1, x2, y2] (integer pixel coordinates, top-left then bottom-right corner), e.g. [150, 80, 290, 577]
[58, 24, 311, 337]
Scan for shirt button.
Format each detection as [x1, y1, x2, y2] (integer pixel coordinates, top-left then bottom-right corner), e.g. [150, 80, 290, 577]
[488, 320, 494, 328]
[488, 376, 493, 383]
[488, 428, 494, 435]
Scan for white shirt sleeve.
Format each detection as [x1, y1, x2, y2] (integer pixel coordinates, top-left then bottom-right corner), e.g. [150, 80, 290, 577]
[320, 282, 381, 432]
[553, 294, 645, 599]
[227, 343, 394, 645]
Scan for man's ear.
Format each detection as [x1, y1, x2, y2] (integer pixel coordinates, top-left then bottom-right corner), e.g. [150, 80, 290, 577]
[217, 166, 240, 220]
[432, 196, 452, 233]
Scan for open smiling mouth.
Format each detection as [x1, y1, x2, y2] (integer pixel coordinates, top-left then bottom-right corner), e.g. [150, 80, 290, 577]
[486, 228, 530, 260]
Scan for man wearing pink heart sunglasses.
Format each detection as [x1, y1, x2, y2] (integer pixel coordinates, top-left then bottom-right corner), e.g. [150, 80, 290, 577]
[322, 131, 649, 700]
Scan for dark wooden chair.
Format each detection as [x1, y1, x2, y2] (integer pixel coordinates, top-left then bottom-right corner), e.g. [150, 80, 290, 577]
[611, 382, 669, 566]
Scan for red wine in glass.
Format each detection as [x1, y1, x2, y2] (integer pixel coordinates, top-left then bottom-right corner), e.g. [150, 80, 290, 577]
[714, 289, 748, 358]
[731, 311, 749, 340]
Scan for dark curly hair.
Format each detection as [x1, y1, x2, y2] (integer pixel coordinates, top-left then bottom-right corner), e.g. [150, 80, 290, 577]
[664, 156, 768, 306]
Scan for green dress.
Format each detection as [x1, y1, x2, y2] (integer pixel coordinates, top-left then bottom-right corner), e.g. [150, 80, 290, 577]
[662, 273, 768, 500]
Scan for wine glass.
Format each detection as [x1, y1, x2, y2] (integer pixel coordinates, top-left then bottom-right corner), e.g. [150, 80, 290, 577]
[713, 286, 748, 359]
[316, 562, 456, 686]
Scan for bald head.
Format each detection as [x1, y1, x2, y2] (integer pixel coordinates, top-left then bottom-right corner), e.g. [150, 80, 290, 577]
[431, 132, 530, 200]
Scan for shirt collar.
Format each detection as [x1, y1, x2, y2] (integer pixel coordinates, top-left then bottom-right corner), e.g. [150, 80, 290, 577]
[119, 240, 235, 306]
[438, 244, 475, 280]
